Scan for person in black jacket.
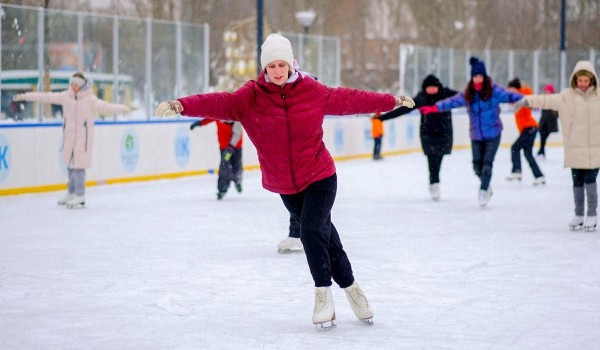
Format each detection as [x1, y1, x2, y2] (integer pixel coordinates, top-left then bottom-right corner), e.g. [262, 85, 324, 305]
[378, 75, 457, 201]
[537, 83, 559, 159]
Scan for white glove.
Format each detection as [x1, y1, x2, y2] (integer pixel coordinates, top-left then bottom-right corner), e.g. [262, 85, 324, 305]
[156, 100, 183, 117]
[12, 93, 26, 102]
[395, 96, 415, 108]
[513, 98, 529, 112]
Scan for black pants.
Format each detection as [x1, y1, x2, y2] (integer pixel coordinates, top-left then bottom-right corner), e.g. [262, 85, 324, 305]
[571, 168, 599, 187]
[538, 128, 554, 155]
[289, 215, 301, 238]
[217, 148, 243, 193]
[280, 174, 354, 288]
[511, 127, 543, 178]
[471, 135, 501, 191]
[426, 154, 444, 184]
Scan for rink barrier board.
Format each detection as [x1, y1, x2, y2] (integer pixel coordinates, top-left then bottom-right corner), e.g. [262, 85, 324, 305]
[0, 110, 562, 196]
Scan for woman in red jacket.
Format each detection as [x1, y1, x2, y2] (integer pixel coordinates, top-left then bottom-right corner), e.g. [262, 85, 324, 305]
[156, 33, 414, 329]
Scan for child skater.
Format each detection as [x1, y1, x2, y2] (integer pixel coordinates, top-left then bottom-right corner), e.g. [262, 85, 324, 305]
[514, 61, 599, 231]
[155, 33, 415, 328]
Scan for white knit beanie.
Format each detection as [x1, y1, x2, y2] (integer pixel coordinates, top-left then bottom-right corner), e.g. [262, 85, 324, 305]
[260, 34, 294, 70]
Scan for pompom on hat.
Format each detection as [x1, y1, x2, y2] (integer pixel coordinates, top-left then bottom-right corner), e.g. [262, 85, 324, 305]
[260, 34, 295, 71]
[469, 56, 487, 78]
[543, 83, 555, 93]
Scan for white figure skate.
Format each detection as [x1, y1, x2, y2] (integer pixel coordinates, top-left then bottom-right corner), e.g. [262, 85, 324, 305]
[533, 177, 546, 186]
[344, 282, 374, 325]
[569, 216, 584, 231]
[505, 172, 522, 181]
[277, 237, 303, 254]
[65, 195, 85, 209]
[583, 216, 597, 232]
[57, 193, 75, 205]
[429, 183, 440, 201]
[313, 287, 336, 330]
[478, 188, 493, 208]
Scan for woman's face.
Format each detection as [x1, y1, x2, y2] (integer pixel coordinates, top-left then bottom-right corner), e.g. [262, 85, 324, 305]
[70, 83, 81, 92]
[265, 60, 291, 86]
[425, 86, 439, 95]
[576, 75, 591, 92]
[472, 74, 484, 84]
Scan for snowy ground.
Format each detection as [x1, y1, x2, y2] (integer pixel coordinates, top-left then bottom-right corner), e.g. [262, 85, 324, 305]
[1, 147, 599, 350]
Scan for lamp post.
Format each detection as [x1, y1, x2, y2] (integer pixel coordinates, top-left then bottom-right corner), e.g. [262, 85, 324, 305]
[295, 9, 316, 69]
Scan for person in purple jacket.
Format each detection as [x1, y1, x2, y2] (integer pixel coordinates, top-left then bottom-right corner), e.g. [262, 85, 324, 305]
[155, 34, 415, 329]
[419, 57, 523, 207]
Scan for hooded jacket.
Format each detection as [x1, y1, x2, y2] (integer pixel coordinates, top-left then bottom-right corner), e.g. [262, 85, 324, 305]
[178, 72, 396, 194]
[525, 60, 600, 169]
[20, 84, 129, 169]
[435, 83, 523, 141]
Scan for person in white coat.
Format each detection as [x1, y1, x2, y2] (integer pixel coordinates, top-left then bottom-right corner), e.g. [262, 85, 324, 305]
[13, 72, 131, 208]
[514, 61, 600, 231]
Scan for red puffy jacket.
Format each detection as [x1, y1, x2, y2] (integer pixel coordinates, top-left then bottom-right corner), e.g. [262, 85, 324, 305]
[179, 72, 395, 194]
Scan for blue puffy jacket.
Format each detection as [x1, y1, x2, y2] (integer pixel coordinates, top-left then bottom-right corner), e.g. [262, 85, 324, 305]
[435, 84, 523, 141]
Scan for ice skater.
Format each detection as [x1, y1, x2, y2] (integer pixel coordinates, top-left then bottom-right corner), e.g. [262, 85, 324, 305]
[378, 74, 457, 201]
[12, 72, 131, 208]
[514, 61, 599, 231]
[419, 57, 523, 207]
[537, 84, 559, 159]
[505, 78, 545, 185]
[370, 112, 384, 160]
[190, 119, 243, 200]
[155, 33, 415, 329]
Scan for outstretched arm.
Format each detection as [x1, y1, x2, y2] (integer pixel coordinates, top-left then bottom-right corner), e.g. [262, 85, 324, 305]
[378, 106, 414, 121]
[13, 91, 65, 105]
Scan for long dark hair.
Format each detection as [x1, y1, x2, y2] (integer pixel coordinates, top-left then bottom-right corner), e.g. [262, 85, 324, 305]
[464, 75, 493, 103]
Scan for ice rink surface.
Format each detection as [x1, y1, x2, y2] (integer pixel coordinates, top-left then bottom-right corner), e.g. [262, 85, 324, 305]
[1, 147, 599, 349]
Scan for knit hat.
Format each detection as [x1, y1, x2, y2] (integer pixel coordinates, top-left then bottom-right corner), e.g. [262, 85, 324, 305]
[508, 78, 521, 89]
[543, 83, 555, 93]
[469, 56, 487, 78]
[421, 74, 442, 91]
[260, 34, 295, 70]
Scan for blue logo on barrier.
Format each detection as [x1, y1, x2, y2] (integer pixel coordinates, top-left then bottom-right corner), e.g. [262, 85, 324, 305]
[388, 122, 397, 149]
[175, 127, 190, 167]
[334, 120, 345, 154]
[0, 134, 11, 182]
[120, 129, 140, 172]
[406, 118, 416, 146]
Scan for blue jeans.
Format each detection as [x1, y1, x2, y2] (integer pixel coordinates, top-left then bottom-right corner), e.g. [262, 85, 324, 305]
[280, 174, 355, 288]
[471, 135, 501, 191]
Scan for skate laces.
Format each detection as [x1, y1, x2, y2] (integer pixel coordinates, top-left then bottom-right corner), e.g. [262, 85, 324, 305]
[346, 285, 369, 308]
[314, 289, 328, 312]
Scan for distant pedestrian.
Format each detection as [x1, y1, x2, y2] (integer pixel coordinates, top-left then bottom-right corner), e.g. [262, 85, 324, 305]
[371, 112, 384, 160]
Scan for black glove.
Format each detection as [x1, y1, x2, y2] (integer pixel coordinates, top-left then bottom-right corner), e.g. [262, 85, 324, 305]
[190, 121, 200, 130]
[223, 145, 235, 162]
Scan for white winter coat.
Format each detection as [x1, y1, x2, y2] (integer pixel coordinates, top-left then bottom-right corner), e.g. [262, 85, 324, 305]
[22, 88, 129, 169]
[525, 60, 600, 169]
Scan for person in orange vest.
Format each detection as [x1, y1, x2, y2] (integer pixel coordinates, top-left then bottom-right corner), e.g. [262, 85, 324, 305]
[190, 119, 243, 200]
[506, 78, 545, 185]
[371, 112, 384, 160]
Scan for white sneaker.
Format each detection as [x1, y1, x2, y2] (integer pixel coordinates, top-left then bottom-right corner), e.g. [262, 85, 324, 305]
[313, 287, 336, 329]
[277, 237, 303, 253]
[429, 183, 440, 201]
[583, 216, 597, 232]
[569, 215, 584, 230]
[506, 172, 522, 181]
[533, 177, 546, 186]
[57, 193, 75, 205]
[344, 282, 374, 324]
[65, 195, 85, 208]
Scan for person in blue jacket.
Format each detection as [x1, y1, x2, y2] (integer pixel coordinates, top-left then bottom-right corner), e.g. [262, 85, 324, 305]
[419, 57, 523, 207]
